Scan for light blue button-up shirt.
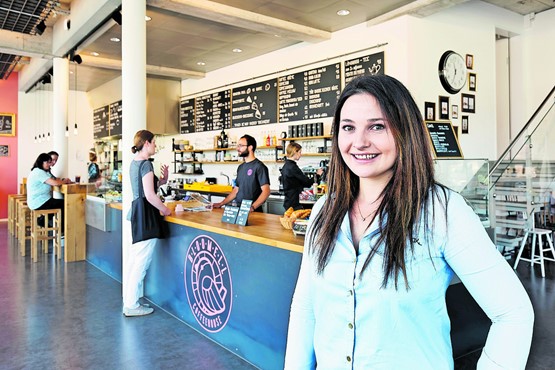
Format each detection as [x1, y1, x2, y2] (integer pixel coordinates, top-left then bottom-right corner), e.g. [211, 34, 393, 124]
[285, 189, 533, 370]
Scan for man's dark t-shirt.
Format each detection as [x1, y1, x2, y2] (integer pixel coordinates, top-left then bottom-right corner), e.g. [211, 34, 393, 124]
[235, 158, 270, 210]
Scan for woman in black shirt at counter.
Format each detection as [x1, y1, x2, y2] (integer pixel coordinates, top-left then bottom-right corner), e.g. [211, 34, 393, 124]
[282, 143, 321, 210]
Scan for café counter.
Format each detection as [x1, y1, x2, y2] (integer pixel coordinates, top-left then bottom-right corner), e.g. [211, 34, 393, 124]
[86, 204, 489, 369]
[86, 205, 304, 370]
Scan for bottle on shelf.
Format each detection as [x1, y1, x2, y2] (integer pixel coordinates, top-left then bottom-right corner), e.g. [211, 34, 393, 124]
[266, 133, 271, 146]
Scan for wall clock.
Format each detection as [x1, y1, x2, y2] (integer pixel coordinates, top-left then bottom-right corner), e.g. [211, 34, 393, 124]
[438, 50, 467, 94]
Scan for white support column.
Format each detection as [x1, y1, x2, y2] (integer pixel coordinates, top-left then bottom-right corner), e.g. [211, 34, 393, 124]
[121, 0, 147, 300]
[52, 57, 69, 179]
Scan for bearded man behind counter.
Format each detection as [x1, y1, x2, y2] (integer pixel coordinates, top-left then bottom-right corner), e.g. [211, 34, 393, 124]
[213, 134, 270, 212]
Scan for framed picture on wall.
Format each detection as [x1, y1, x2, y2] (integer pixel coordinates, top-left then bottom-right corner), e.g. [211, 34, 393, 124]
[466, 54, 474, 69]
[0, 144, 9, 157]
[452, 105, 459, 119]
[439, 96, 450, 120]
[461, 93, 475, 113]
[469, 73, 477, 91]
[424, 101, 436, 121]
[462, 115, 469, 134]
[0, 113, 15, 136]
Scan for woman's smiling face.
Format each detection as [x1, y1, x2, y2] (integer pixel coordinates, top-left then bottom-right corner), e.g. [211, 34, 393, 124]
[338, 93, 397, 183]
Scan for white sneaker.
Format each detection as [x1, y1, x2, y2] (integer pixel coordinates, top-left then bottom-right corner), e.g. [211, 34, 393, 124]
[123, 305, 154, 317]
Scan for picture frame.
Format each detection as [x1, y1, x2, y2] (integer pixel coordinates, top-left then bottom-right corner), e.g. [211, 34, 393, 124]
[424, 101, 436, 121]
[0, 144, 9, 157]
[439, 96, 450, 120]
[469, 73, 477, 92]
[0, 113, 16, 136]
[462, 115, 469, 134]
[452, 105, 459, 119]
[466, 54, 474, 70]
[461, 93, 475, 113]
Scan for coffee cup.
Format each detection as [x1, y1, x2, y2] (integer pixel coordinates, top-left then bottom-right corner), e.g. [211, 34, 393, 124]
[75, 175, 81, 183]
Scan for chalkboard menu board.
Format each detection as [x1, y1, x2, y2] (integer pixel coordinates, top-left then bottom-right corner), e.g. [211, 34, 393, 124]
[93, 106, 109, 139]
[179, 98, 195, 134]
[425, 121, 463, 158]
[109, 100, 122, 136]
[344, 51, 385, 84]
[194, 90, 231, 132]
[279, 63, 341, 122]
[231, 78, 278, 127]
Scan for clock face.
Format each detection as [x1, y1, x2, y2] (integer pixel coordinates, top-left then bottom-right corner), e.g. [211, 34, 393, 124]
[438, 51, 467, 94]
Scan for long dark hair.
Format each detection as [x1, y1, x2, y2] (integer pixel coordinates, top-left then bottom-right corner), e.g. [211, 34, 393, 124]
[309, 75, 447, 289]
[31, 153, 52, 171]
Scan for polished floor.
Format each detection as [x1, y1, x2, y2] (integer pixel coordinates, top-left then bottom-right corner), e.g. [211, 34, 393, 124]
[0, 221, 554, 370]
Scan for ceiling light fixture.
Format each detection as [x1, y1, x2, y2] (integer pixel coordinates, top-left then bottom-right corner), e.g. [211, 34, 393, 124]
[110, 37, 120, 42]
[91, 52, 99, 57]
[232, 48, 243, 53]
[197, 61, 206, 66]
[337, 9, 350, 16]
[145, 15, 152, 21]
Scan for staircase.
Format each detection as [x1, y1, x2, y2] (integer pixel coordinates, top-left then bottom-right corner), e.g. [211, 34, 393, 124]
[488, 85, 555, 256]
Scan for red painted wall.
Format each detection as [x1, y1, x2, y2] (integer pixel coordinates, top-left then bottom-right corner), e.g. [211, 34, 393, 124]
[0, 72, 19, 219]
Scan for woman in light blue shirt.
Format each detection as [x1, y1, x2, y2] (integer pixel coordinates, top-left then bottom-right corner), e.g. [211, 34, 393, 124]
[285, 75, 534, 369]
[27, 153, 72, 226]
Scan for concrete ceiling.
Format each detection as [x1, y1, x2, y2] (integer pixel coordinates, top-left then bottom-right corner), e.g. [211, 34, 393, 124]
[1, 0, 554, 92]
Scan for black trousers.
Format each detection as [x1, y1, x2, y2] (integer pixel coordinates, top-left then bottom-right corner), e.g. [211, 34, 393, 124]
[36, 198, 65, 230]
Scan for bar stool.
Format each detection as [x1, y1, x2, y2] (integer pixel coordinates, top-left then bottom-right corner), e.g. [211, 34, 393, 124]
[513, 228, 555, 277]
[30, 209, 62, 262]
[16, 200, 32, 256]
[8, 194, 26, 236]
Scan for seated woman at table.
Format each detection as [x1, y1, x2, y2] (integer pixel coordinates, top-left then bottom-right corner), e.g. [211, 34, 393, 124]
[26, 153, 73, 227]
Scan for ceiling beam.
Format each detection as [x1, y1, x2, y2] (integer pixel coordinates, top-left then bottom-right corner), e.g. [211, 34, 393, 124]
[366, 0, 471, 26]
[79, 54, 205, 80]
[147, 0, 331, 43]
[0, 29, 54, 58]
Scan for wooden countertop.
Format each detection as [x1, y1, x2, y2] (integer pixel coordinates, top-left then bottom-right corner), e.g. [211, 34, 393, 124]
[105, 202, 304, 253]
[166, 208, 305, 253]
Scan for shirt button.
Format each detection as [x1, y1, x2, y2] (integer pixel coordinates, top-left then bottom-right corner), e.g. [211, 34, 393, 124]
[347, 356, 352, 362]
[348, 323, 353, 329]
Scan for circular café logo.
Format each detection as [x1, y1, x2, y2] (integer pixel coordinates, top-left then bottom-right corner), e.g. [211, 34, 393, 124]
[184, 235, 232, 333]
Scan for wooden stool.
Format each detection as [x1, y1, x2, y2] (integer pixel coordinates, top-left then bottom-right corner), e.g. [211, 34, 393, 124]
[16, 200, 32, 256]
[514, 228, 555, 277]
[8, 194, 26, 236]
[30, 209, 62, 263]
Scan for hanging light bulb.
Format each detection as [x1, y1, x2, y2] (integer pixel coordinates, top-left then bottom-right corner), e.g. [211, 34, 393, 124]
[74, 123, 78, 135]
[65, 125, 69, 137]
[47, 132, 51, 141]
[34, 135, 37, 143]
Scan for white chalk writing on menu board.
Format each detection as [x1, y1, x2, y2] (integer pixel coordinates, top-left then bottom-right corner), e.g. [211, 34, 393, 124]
[93, 106, 109, 139]
[231, 78, 278, 127]
[194, 90, 231, 132]
[425, 121, 463, 158]
[109, 100, 122, 136]
[179, 98, 195, 134]
[344, 51, 385, 84]
[279, 63, 341, 122]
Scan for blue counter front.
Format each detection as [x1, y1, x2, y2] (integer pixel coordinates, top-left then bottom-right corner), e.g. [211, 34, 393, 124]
[148, 223, 301, 369]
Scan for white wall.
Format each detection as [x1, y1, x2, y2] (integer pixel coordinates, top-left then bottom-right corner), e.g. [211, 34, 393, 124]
[17, 90, 92, 184]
